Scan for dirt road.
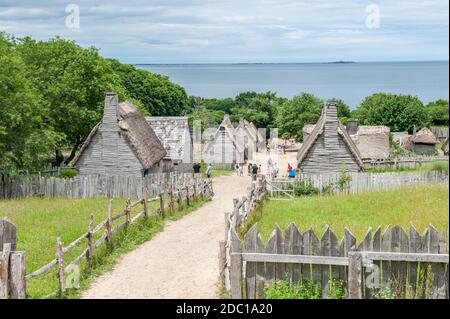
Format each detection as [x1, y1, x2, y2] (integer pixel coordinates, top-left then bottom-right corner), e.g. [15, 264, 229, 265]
[82, 174, 250, 299]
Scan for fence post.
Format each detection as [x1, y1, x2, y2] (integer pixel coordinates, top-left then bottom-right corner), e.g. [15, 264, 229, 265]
[169, 189, 175, 214]
[56, 237, 65, 294]
[143, 195, 148, 220]
[86, 214, 94, 267]
[230, 229, 242, 299]
[186, 186, 190, 206]
[9, 251, 26, 299]
[224, 212, 230, 242]
[106, 200, 113, 246]
[348, 252, 362, 299]
[193, 182, 197, 200]
[159, 192, 165, 217]
[219, 240, 227, 288]
[125, 198, 131, 225]
[0, 243, 11, 299]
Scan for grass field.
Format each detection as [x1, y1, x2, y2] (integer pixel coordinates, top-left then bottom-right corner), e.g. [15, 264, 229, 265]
[250, 184, 449, 242]
[365, 161, 448, 173]
[0, 196, 208, 298]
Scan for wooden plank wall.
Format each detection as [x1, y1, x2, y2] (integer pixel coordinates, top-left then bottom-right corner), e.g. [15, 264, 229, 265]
[238, 223, 448, 299]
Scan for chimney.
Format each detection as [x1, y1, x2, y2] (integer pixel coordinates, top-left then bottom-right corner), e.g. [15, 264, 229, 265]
[324, 102, 338, 121]
[103, 92, 119, 128]
[346, 119, 359, 135]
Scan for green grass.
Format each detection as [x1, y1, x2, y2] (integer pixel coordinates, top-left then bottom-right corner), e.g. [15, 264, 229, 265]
[365, 161, 448, 174]
[0, 196, 208, 298]
[199, 162, 234, 177]
[253, 184, 449, 242]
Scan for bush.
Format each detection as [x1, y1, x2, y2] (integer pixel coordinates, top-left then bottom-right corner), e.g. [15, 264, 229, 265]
[264, 279, 345, 299]
[292, 179, 319, 196]
[59, 168, 77, 179]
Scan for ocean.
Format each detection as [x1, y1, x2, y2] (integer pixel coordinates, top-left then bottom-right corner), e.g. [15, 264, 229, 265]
[136, 61, 449, 108]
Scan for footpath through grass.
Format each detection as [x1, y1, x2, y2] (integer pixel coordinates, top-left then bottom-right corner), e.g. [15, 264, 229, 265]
[253, 184, 449, 242]
[0, 196, 208, 298]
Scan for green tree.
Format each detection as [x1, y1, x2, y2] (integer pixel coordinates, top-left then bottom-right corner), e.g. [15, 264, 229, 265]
[109, 59, 190, 116]
[352, 93, 430, 133]
[275, 93, 323, 141]
[0, 33, 61, 171]
[16, 37, 126, 166]
[426, 99, 448, 126]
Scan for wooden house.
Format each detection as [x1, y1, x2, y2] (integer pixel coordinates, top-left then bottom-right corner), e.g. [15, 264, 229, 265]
[202, 115, 244, 165]
[72, 93, 166, 176]
[145, 116, 192, 172]
[296, 102, 364, 174]
[235, 118, 258, 160]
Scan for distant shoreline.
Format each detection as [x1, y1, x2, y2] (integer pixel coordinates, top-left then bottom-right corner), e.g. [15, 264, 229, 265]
[134, 60, 448, 66]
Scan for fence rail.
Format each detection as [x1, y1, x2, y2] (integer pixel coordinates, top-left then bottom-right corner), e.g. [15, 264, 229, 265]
[362, 156, 448, 169]
[267, 171, 448, 197]
[228, 223, 449, 299]
[1, 177, 214, 299]
[0, 173, 202, 199]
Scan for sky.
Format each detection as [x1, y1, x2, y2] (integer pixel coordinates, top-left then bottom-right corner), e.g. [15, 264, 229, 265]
[0, 0, 448, 64]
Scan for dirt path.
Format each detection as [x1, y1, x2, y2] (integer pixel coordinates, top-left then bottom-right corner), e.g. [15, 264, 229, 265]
[82, 174, 250, 299]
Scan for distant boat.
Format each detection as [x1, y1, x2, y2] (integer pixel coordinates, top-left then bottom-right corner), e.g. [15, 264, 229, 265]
[327, 61, 356, 64]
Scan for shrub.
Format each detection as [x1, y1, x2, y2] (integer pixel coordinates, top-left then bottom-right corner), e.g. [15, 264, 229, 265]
[59, 168, 77, 179]
[264, 279, 345, 299]
[292, 179, 319, 196]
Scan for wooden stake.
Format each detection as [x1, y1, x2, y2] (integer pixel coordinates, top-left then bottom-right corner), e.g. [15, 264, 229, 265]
[126, 198, 131, 226]
[56, 237, 65, 293]
[159, 192, 165, 217]
[86, 214, 94, 267]
[143, 195, 148, 220]
[106, 200, 113, 246]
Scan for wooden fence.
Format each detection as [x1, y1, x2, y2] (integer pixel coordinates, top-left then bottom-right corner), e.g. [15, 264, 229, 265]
[267, 170, 449, 197]
[228, 223, 449, 299]
[362, 156, 448, 169]
[0, 173, 202, 199]
[1, 177, 213, 299]
[0, 220, 26, 299]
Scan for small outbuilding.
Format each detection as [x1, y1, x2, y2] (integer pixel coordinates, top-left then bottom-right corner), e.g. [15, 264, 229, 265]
[72, 93, 166, 176]
[145, 116, 192, 172]
[296, 102, 364, 174]
[349, 125, 390, 160]
[411, 127, 437, 155]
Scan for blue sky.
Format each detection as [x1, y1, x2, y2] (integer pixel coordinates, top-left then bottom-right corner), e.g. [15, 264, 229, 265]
[0, 0, 448, 63]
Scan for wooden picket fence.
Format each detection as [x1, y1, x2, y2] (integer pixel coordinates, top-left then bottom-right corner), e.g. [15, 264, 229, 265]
[362, 156, 448, 169]
[1, 177, 214, 299]
[267, 170, 449, 197]
[0, 173, 201, 199]
[228, 223, 448, 299]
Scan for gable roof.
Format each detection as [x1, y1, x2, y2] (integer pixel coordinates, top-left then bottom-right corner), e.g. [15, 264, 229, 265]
[296, 103, 364, 169]
[145, 116, 190, 161]
[412, 127, 437, 144]
[349, 125, 390, 160]
[72, 99, 166, 170]
[236, 118, 257, 142]
[203, 115, 244, 154]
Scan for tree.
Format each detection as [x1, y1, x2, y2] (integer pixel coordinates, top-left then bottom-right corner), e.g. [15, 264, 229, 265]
[231, 91, 283, 128]
[352, 93, 430, 133]
[0, 33, 61, 171]
[109, 59, 190, 116]
[426, 99, 448, 126]
[275, 93, 323, 141]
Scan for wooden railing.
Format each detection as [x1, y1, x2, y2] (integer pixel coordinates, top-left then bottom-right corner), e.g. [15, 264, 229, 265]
[228, 223, 449, 299]
[1, 178, 213, 299]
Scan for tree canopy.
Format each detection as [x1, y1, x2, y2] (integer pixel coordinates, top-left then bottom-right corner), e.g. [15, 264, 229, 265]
[426, 99, 448, 126]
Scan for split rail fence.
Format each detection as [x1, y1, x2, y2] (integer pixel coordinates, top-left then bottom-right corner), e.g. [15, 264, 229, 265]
[362, 155, 448, 169]
[1, 177, 213, 299]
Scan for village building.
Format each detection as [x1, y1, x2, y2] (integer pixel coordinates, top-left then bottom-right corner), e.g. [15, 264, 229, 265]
[392, 132, 409, 147]
[430, 126, 449, 142]
[402, 127, 437, 155]
[202, 115, 244, 166]
[145, 116, 192, 172]
[348, 125, 390, 160]
[296, 102, 364, 174]
[72, 93, 166, 176]
[235, 118, 258, 160]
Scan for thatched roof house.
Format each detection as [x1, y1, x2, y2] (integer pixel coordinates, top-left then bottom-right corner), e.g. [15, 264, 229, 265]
[297, 103, 364, 174]
[392, 132, 409, 147]
[145, 116, 192, 171]
[235, 118, 258, 160]
[349, 125, 390, 160]
[72, 93, 166, 176]
[411, 127, 437, 155]
[202, 115, 244, 165]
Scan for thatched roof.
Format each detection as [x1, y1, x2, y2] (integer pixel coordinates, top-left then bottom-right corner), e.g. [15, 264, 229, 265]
[145, 116, 190, 161]
[72, 100, 166, 169]
[296, 103, 364, 169]
[350, 125, 390, 160]
[402, 135, 413, 151]
[412, 127, 437, 144]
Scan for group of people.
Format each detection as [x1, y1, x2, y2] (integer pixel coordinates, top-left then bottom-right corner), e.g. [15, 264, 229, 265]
[193, 162, 213, 178]
[266, 158, 279, 179]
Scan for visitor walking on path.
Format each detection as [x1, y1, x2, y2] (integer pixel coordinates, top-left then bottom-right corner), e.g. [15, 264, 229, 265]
[206, 164, 213, 178]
